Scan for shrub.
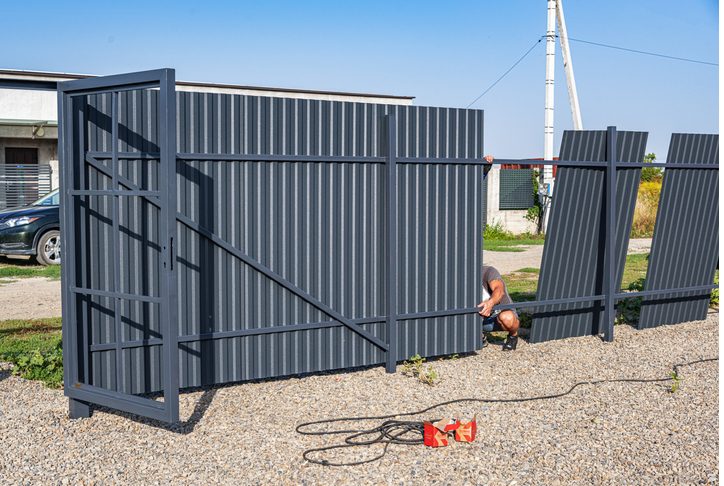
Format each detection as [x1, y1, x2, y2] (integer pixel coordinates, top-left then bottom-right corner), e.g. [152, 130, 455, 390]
[640, 153, 663, 183]
[631, 180, 662, 238]
[0, 341, 63, 389]
[483, 219, 515, 240]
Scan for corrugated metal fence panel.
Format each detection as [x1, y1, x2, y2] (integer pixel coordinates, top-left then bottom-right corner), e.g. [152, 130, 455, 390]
[74, 90, 485, 392]
[174, 92, 485, 388]
[175, 93, 484, 158]
[397, 163, 484, 360]
[530, 130, 647, 343]
[639, 134, 719, 329]
[499, 169, 535, 209]
[175, 160, 388, 385]
[0, 164, 53, 209]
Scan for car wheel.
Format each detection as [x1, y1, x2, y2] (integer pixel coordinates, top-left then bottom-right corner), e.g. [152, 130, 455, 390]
[36, 230, 61, 266]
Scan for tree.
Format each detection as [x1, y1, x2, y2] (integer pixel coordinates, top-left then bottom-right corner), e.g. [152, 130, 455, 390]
[640, 153, 662, 182]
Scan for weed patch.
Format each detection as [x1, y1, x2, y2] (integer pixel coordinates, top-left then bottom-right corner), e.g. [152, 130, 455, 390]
[631, 180, 661, 238]
[0, 317, 63, 388]
[4, 347, 63, 388]
[401, 355, 441, 386]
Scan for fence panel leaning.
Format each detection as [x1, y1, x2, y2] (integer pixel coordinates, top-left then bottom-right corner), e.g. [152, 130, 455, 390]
[59, 69, 489, 423]
[638, 134, 719, 328]
[529, 130, 647, 343]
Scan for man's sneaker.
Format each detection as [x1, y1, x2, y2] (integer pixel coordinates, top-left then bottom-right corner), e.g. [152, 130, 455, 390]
[482, 334, 489, 348]
[502, 335, 518, 351]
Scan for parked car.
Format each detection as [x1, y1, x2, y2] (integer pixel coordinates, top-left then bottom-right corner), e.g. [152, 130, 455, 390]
[0, 189, 60, 265]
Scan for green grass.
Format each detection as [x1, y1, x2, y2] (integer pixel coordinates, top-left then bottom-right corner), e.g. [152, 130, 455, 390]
[0, 317, 63, 388]
[0, 261, 61, 281]
[499, 269, 540, 331]
[620, 253, 649, 290]
[484, 239, 546, 252]
[0, 317, 62, 355]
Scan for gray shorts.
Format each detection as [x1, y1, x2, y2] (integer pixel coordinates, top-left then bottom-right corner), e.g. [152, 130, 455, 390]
[481, 309, 519, 332]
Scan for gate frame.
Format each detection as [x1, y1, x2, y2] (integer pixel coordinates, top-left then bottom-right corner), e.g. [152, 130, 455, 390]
[58, 69, 179, 422]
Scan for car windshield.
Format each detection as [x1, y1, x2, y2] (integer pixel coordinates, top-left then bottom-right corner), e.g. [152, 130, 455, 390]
[30, 189, 59, 207]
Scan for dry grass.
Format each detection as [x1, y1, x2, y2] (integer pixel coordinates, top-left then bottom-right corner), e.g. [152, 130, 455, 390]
[631, 181, 662, 238]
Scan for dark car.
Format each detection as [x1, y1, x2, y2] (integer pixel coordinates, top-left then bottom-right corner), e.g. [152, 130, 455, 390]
[0, 189, 60, 265]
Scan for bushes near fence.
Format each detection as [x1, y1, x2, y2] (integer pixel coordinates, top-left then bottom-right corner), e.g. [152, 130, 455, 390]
[631, 180, 662, 238]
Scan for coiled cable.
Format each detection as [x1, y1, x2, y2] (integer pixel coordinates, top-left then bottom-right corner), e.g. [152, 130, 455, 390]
[296, 358, 717, 466]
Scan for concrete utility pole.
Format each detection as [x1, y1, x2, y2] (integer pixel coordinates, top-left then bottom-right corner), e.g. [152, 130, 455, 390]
[542, 0, 582, 231]
[544, 0, 556, 165]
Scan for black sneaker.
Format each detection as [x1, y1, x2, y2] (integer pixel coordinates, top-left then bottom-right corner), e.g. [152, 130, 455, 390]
[482, 334, 489, 348]
[502, 335, 518, 351]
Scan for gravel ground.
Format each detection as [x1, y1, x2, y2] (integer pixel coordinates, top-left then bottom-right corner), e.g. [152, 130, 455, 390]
[0, 313, 717, 485]
[0, 277, 62, 321]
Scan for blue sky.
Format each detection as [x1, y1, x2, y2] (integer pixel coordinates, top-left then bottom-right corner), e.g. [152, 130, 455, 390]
[3, 0, 719, 160]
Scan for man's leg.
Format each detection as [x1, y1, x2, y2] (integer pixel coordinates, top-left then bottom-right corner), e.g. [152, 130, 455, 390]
[497, 311, 520, 351]
[497, 310, 519, 336]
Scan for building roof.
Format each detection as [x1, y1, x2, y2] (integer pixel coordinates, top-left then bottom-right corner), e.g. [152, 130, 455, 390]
[0, 69, 415, 104]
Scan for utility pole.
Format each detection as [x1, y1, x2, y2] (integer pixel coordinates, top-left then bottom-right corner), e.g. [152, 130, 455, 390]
[542, 0, 556, 231]
[544, 0, 556, 164]
[542, 0, 582, 231]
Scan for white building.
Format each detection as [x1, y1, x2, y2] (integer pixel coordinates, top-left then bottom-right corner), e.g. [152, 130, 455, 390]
[0, 69, 413, 200]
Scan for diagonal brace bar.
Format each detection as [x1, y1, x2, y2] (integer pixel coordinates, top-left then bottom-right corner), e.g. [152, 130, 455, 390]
[85, 154, 162, 208]
[176, 212, 389, 351]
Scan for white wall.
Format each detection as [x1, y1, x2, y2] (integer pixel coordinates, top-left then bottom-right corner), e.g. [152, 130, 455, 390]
[0, 88, 57, 121]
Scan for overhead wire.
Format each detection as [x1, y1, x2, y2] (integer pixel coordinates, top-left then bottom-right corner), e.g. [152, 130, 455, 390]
[466, 37, 545, 108]
[297, 357, 718, 466]
[466, 34, 717, 109]
[565, 37, 718, 67]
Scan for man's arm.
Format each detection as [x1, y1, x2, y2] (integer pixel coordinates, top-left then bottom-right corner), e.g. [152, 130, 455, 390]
[477, 279, 506, 317]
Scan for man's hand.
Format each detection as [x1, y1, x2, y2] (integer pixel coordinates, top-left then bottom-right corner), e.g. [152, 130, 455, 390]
[477, 300, 494, 317]
[484, 155, 494, 163]
[478, 280, 505, 317]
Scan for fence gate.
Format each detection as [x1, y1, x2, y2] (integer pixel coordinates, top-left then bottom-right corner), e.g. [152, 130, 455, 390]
[58, 70, 179, 422]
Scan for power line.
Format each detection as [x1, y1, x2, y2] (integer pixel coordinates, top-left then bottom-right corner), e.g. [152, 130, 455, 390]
[566, 37, 718, 66]
[466, 34, 717, 109]
[466, 38, 544, 108]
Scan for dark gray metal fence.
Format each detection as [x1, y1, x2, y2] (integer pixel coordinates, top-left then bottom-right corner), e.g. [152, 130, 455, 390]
[499, 168, 535, 209]
[487, 130, 717, 345]
[59, 69, 488, 423]
[639, 134, 719, 328]
[529, 130, 647, 342]
[59, 69, 718, 425]
[0, 164, 52, 209]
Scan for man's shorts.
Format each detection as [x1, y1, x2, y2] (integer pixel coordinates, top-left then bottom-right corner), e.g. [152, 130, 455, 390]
[481, 309, 519, 332]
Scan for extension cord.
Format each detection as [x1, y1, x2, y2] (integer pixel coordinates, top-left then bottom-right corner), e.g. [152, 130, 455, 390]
[296, 358, 717, 466]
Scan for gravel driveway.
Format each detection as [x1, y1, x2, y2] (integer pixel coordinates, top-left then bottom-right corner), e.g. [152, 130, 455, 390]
[0, 313, 717, 484]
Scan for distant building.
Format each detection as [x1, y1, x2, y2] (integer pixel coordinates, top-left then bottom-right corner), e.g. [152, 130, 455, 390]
[0, 69, 413, 206]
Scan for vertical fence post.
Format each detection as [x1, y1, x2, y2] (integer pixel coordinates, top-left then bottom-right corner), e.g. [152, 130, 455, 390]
[385, 114, 398, 373]
[604, 126, 617, 342]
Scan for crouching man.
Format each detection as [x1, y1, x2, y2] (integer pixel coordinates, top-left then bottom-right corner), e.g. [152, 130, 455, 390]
[477, 265, 520, 351]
